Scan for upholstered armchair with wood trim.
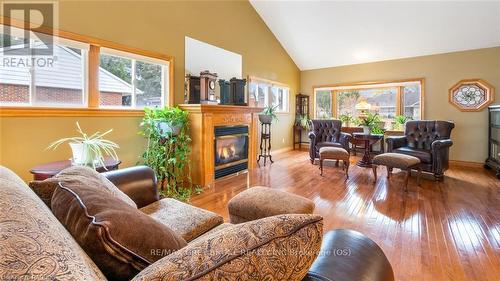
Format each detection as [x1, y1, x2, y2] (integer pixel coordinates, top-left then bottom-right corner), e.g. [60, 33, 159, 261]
[308, 119, 351, 163]
[386, 120, 455, 181]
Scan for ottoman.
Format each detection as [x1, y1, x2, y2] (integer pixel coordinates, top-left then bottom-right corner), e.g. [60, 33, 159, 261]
[319, 147, 350, 178]
[372, 152, 422, 192]
[227, 186, 315, 224]
[303, 229, 394, 281]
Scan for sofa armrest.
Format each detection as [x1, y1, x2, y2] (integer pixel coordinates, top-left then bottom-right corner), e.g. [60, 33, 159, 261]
[102, 166, 159, 209]
[308, 131, 317, 141]
[431, 139, 453, 176]
[385, 136, 407, 152]
[303, 229, 394, 281]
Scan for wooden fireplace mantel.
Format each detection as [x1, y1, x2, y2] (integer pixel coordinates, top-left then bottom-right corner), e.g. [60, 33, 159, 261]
[179, 104, 263, 188]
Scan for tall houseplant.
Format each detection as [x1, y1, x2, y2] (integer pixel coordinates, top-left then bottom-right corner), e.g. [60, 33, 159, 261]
[47, 122, 119, 169]
[356, 113, 382, 134]
[139, 107, 193, 201]
[394, 115, 412, 130]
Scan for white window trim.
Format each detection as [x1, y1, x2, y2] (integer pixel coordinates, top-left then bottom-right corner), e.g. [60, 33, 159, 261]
[248, 77, 290, 113]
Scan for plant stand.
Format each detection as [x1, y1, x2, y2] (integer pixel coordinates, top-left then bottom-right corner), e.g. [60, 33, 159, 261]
[258, 122, 273, 166]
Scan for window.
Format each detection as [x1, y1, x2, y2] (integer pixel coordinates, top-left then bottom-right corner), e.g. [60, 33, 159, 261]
[0, 23, 172, 115]
[248, 77, 289, 112]
[1, 29, 89, 107]
[99, 48, 167, 108]
[313, 79, 423, 130]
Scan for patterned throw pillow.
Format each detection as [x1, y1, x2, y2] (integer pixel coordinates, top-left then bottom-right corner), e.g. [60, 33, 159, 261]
[132, 214, 323, 281]
[51, 181, 187, 280]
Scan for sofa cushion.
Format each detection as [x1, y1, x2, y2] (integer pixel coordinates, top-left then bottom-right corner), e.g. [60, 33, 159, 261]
[29, 179, 58, 208]
[0, 166, 107, 281]
[51, 181, 187, 280]
[315, 141, 343, 151]
[132, 214, 323, 281]
[393, 147, 432, 163]
[140, 198, 224, 242]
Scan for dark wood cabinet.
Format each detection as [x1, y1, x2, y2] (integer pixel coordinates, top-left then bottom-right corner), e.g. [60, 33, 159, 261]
[293, 94, 310, 149]
[485, 105, 500, 178]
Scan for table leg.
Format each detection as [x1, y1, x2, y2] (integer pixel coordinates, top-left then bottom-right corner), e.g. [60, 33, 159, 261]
[356, 139, 373, 167]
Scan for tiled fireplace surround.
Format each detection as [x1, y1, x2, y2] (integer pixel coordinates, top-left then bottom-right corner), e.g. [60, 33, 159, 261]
[179, 104, 262, 188]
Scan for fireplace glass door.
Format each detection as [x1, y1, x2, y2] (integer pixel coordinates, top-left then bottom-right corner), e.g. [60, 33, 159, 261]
[215, 135, 248, 167]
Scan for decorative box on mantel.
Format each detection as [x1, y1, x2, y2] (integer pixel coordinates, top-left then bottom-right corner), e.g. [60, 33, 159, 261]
[178, 104, 263, 188]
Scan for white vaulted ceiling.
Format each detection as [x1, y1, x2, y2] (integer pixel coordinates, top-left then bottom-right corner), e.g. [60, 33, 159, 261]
[250, 1, 500, 70]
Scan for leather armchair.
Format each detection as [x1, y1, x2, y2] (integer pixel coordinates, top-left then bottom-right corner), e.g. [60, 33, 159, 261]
[386, 120, 455, 181]
[308, 119, 351, 163]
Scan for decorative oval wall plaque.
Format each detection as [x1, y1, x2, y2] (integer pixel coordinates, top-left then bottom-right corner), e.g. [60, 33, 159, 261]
[449, 79, 495, 112]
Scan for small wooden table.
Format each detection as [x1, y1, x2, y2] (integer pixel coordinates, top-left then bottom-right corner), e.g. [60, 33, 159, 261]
[30, 158, 121, 180]
[352, 133, 384, 168]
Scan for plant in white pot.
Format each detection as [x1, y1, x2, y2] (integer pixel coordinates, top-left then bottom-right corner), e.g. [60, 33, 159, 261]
[47, 122, 119, 169]
[259, 105, 278, 124]
[356, 113, 381, 135]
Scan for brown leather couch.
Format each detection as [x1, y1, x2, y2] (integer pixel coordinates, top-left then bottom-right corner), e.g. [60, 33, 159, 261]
[309, 119, 351, 163]
[386, 120, 455, 181]
[0, 165, 394, 281]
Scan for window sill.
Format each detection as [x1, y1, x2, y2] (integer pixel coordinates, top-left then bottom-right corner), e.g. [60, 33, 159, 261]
[0, 106, 145, 117]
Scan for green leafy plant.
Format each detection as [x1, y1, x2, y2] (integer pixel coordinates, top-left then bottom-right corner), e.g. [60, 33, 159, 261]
[297, 114, 310, 129]
[355, 112, 381, 127]
[394, 115, 412, 130]
[339, 114, 355, 127]
[261, 105, 279, 122]
[139, 107, 193, 202]
[47, 122, 119, 169]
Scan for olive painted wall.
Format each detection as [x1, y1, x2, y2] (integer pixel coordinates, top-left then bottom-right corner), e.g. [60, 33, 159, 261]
[301, 47, 500, 163]
[0, 0, 300, 181]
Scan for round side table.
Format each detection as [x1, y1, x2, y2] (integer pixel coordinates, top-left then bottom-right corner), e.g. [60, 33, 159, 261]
[30, 157, 121, 180]
[352, 133, 384, 168]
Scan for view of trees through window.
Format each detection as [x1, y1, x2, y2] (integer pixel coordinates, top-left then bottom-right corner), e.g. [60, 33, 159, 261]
[99, 53, 163, 108]
[314, 81, 422, 130]
[248, 79, 289, 112]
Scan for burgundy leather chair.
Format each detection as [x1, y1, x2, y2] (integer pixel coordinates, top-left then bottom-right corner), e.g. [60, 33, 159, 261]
[308, 119, 351, 163]
[386, 120, 454, 181]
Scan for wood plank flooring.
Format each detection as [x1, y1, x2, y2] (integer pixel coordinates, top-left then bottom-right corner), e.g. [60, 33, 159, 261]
[190, 150, 500, 281]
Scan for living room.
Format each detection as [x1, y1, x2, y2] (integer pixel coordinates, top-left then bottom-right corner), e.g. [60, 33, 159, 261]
[0, 1, 499, 281]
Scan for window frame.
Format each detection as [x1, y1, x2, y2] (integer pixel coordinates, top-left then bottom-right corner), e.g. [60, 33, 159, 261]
[312, 78, 425, 123]
[248, 76, 290, 113]
[0, 16, 174, 117]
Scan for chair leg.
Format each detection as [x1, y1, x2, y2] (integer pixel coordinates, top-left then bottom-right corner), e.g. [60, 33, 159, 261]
[345, 160, 349, 179]
[387, 167, 392, 178]
[320, 159, 324, 176]
[372, 165, 377, 183]
[417, 166, 422, 186]
[335, 160, 339, 167]
[405, 168, 410, 192]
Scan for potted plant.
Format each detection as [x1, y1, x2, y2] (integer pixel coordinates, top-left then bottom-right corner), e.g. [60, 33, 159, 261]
[47, 122, 119, 169]
[355, 113, 381, 134]
[394, 115, 412, 131]
[144, 107, 189, 137]
[339, 113, 355, 127]
[298, 114, 310, 129]
[259, 105, 278, 124]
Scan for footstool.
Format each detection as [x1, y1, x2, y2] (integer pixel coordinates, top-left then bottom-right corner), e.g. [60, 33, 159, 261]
[372, 153, 422, 192]
[319, 147, 350, 178]
[227, 186, 315, 224]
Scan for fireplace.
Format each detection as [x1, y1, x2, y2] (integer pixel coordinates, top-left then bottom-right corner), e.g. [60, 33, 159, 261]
[214, 126, 249, 179]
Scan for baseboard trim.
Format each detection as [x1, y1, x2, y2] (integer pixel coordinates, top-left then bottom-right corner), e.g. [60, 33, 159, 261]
[449, 160, 483, 168]
[272, 147, 293, 155]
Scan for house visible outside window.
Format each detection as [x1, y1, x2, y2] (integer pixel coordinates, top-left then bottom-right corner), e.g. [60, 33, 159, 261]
[1, 31, 89, 107]
[248, 77, 289, 112]
[313, 79, 423, 129]
[99, 48, 167, 109]
[0, 24, 172, 114]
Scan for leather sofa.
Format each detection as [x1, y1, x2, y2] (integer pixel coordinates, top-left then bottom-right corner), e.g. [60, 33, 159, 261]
[309, 119, 351, 163]
[0, 165, 394, 280]
[386, 120, 455, 181]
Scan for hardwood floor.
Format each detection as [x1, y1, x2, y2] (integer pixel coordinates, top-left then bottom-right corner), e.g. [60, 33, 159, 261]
[190, 150, 500, 281]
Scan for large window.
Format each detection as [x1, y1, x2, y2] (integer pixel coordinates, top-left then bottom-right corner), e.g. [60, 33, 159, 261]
[1, 30, 88, 107]
[313, 80, 423, 129]
[0, 23, 172, 115]
[99, 49, 167, 108]
[248, 77, 289, 112]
